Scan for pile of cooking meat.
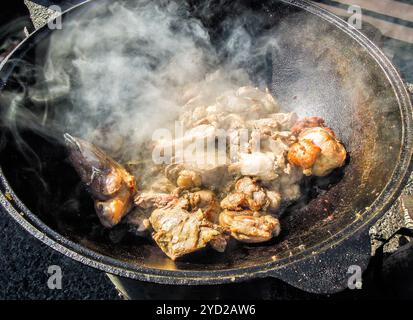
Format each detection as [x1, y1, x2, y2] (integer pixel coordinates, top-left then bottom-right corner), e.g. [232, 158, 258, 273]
[64, 83, 346, 260]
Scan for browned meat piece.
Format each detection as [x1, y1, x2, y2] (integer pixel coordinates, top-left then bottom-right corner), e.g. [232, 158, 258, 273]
[249, 189, 269, 211]
[219, 210, 281, 243]
[130, 191, 185, 237]
[94, 187, 134, 228]
[184, 190, 221, 223]
[134, 192, 177, 210]
[288, 127, 347, 176]
[288, 139, 322, 170]
[220, 192, 250, 211]
[64, 134, 136, 228]
[179, 85, 279, 128]
[221, 177, 282, 213]
[235, 177, 260, 195]
[165, 164, 202, 190]
[239, 177, 281, 211]
[291, 116, 326, 136]
[176, 170, 202, 189]
[268, 113, 299, 131]
[165, 163, 231, 190]
[149, 206, 228, 260]
[134, 188, 220, 223]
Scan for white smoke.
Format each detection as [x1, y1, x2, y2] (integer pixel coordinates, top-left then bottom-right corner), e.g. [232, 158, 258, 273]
[45, 0, 222, 159]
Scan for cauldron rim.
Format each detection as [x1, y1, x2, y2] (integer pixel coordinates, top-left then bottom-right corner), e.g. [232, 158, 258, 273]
[0, 0, 412, 292]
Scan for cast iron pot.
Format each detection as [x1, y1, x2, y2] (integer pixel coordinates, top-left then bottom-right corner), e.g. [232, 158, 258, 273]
[0, 0, 412, 295]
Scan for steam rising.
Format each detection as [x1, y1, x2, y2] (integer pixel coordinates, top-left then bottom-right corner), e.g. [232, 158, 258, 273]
[0, 0, 404, 266]
[33, 0, 274, 161]
[0, 0, 384, 163]
[45, 1, 209, 157]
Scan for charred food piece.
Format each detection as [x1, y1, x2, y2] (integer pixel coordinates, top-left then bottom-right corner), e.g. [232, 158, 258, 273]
[64, 133, 136, 228]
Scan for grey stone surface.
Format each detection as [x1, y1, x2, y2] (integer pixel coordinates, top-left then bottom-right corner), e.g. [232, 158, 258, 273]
[370, 173, 413, 254]
[0, 208, 118, 300]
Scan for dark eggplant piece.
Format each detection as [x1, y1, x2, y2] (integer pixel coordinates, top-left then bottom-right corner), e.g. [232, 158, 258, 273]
[64, 133, 136, 228]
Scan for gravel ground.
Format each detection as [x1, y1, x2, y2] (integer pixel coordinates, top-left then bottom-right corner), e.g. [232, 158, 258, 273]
[0, 208, 118, 300]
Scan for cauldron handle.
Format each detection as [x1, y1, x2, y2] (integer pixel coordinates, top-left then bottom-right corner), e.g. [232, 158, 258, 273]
[268, 194, 413, 294]
[266, 230, 372, 294]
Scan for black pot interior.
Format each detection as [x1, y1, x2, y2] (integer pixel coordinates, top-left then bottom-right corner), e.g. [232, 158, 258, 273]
[0, 0, 404, 272]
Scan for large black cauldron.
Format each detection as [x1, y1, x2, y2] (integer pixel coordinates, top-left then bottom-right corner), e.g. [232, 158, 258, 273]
[0, 0, 412, 294]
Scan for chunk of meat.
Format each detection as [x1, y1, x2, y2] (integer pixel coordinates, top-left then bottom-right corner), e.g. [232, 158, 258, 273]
[291, 116, 326, 136]
[154, 124, 223, 158]
[221, 191, 270, 212]
[221, 177, 282, 212]
[235, 176, 260, 195]
[176, 170, 202, 189]
[134, 192, 177, 210]
[268, 113, 299, 131]
[219, 210, 281, 243]
[288, 139, 322, 170]
[221, 192, 250, 211]
[94, 187, 134, 228]
[149, 206, 228, 260]
[135, 188, 221, 224]
[247, 117, 282, 132]
[191, 112, 248, 130]
[236, 86, 280, 114]
[288, 127, 346, 176]
[229, 127, 296, 181]
[165, 163, 231, 190]
[183, 190, 221, 223]
[215, 88, 273, 116]
[236, 152, 278, 181]
[180, 86, 280, 128]
[64, 134, 136, 228]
